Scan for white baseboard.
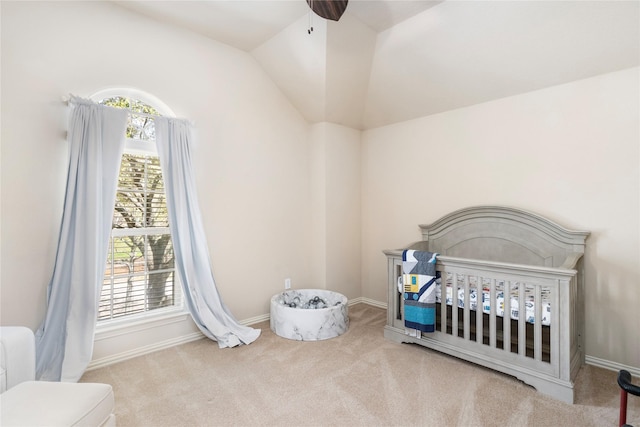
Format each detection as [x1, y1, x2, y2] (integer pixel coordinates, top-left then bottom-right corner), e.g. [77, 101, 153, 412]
[91, 299, 638, 380]
[87, 314, 271, 371]
[86, 299, 385, 370]
[87, 331, 205, 371]
[585, 355, 640, 377]
[348, 296, 387, 309]
[240, 313, 270, 326]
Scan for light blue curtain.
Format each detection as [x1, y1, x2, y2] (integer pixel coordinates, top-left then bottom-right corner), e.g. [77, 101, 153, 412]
[155, 117, 261, 348]
[35, 97, 128, 381]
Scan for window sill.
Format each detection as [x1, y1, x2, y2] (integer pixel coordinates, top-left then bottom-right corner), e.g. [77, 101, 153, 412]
[94, 308, 191, 341]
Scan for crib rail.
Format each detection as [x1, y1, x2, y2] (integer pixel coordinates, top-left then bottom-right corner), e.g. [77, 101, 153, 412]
[435, 256, 575, 377]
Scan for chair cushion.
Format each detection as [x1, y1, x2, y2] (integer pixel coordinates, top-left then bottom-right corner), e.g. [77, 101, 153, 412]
[0, 327, 36, 391]
[0, 381, 114, 427]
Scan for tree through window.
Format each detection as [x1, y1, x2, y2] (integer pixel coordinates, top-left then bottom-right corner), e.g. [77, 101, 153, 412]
[98, 95, 180, 321]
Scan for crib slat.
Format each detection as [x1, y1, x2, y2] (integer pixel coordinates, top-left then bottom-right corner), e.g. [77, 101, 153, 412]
[476, 277, 483, 345]
[503, 281, 511, 354]
[551, 279, 561, 377]
[440, 273, 447, 334]
[490, 279, 496, 349]
[452, 273, 458, 337]
[534, 284, 542, 361]
[518, 283, 526, 356]
[463, 275, 470, 341]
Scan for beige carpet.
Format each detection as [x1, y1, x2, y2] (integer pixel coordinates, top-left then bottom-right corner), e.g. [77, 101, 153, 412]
[81, 304, 639, 426]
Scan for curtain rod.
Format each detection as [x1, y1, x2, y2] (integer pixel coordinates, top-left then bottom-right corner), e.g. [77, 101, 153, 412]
[61, 95, 162, 120]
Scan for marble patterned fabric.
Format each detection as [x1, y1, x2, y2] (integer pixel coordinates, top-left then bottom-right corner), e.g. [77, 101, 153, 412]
[270, 290, 349, 341]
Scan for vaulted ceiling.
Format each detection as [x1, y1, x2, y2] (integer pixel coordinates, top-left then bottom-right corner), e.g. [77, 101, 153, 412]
[114, 0, 639, 130]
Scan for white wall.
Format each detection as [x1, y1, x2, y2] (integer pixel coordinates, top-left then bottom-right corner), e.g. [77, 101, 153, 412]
[324, 14, 376, 128]
[252, 12, 377, 130]
[309, 123, 361, 299]
[1, 1, 312, 359]
[2, 0, 637, 372]
[361, 67, 640, 368]
[252, 15, 328, 124]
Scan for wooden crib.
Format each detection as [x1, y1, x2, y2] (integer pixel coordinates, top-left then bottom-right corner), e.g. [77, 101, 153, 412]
[383, 206, 589, 403]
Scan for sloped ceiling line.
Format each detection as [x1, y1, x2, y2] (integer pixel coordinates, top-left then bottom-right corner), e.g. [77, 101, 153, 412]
[113, 1, 640, 130]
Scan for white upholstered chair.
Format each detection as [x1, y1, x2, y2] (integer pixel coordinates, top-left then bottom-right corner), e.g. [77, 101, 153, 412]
[0, 326, 115, 426]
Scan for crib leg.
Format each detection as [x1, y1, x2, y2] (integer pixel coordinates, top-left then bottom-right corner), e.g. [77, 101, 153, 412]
[619, 389, 627, 427]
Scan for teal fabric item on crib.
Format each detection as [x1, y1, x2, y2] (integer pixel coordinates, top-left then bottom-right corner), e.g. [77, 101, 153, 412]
[402, 250, 438, 333]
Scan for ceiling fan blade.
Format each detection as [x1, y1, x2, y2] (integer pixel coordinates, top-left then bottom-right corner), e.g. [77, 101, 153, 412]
[306, 0, 349, 21]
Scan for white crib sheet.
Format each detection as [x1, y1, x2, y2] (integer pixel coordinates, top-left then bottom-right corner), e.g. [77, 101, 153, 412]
[435, 274, 551, 326]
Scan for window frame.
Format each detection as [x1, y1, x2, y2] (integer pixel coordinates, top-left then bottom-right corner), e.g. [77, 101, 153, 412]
[92, 88, 187, 330]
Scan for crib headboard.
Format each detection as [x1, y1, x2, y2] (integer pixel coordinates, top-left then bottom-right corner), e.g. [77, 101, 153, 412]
[418, 206, 589, 268]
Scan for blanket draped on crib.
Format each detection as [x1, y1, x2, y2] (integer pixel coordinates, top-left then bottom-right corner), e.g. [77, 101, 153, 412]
[402, 250, 439, 334]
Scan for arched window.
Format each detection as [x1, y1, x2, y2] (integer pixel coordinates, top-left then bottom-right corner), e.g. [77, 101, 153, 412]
[94, 90, 182, 322]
